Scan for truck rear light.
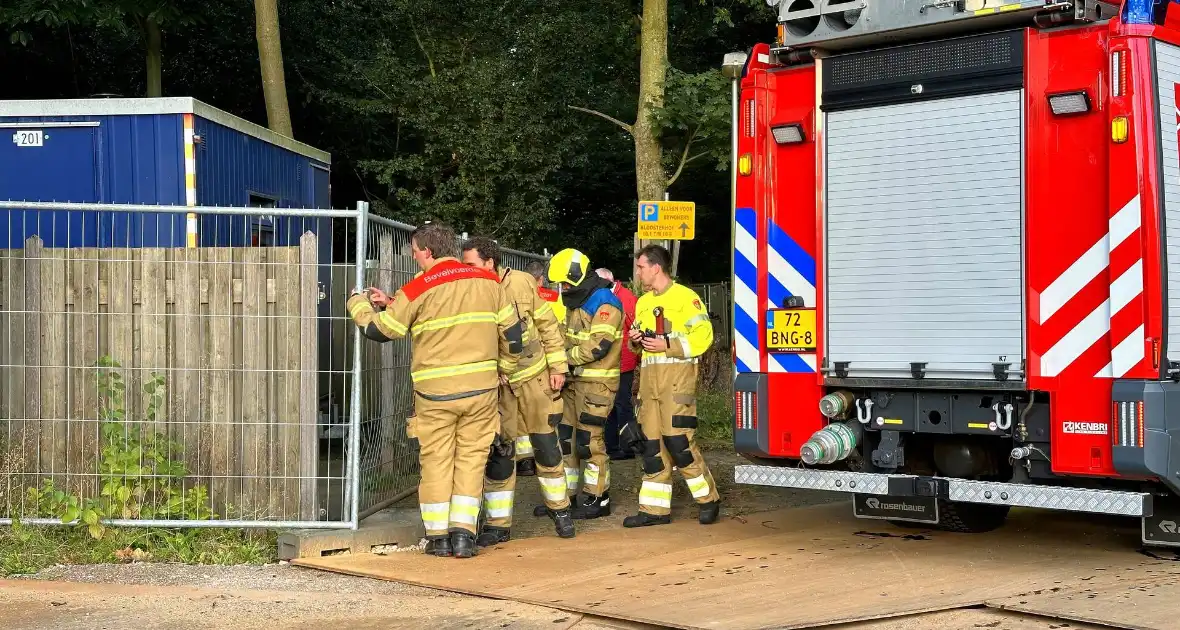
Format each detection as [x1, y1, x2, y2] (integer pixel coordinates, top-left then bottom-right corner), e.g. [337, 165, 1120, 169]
[1113, 400, 1145, 448]
[1111, 50, 1127, 97]
[771, 123, 805, 144]
[735, 391, 758, 430]
[1111, 116, 1129, 143]
[1047, 91, 1090, 116]
[738, 153, 752, 176]
[744, 99, 756, 138]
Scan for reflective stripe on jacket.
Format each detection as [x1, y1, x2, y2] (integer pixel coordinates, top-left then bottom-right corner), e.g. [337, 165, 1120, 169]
[565, 287, 623, 383]
[499, 267, 568, 383]
[631, 283, 714, 364]
[346, 258, 524, 398]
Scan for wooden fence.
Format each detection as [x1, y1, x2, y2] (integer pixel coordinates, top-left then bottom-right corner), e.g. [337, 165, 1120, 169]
[0, 234, 322, 521]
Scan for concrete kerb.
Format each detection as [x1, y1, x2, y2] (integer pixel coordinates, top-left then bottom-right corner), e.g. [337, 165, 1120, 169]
[277, 508, 425, 560]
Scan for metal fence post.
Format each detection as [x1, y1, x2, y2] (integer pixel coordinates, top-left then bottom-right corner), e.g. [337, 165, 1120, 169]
[348, 200, 369, 529]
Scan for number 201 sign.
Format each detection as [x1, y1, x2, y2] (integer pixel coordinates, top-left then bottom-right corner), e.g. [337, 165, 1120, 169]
[12, 130, 44, 148]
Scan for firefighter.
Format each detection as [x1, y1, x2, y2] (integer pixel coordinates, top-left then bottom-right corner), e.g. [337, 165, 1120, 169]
[346, 222, 524, 559]
[620, 244, 721, 527]
[543, 248, 624, 519]
[461, 237, 576, 546]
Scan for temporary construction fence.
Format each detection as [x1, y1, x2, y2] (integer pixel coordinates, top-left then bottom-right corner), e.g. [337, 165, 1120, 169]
[0, 200, 548, 531]
[350, 214, 548, 521]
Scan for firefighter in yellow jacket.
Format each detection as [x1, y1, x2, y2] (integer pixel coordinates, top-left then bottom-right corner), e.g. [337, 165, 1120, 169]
[620, 244, 721, 527]
[545, 248, 624, 519]
[346, 222, 524, 559]
[461, 237, 576, 545]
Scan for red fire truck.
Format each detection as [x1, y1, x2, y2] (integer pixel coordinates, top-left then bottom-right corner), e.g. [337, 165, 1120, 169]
[729, 0, 1180, 546]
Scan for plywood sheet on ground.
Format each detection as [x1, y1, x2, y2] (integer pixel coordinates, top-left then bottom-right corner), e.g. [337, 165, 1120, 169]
[987, 551, 1180, 630]
[293, 502, 1163, 630]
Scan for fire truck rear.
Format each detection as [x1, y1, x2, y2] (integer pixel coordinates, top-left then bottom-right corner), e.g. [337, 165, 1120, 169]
[729, 0, 1180, 545]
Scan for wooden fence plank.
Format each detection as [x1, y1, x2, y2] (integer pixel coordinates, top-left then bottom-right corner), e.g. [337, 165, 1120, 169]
[139, 249, 167, 437]
[40, 246, 67, 486]
[299, 233, 320, 521]
[174, 248, 204, 495]
[241, 247, 267, 518]
[206, 247, 235, 518]
[22, 237, 43, 483]
[275, 245, 301, 520]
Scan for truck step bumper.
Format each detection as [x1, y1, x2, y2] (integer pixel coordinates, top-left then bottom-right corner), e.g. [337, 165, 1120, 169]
[735, 465, 1153, 518]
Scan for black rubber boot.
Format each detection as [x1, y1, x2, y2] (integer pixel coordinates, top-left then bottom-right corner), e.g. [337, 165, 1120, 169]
[533, 504, 549, 517]
[699, 500, 721, 525]
[550, 508, 576, 539]
[451, 530, 478, 558]
[623, 511, 672, 528]
[423, 535, 453, 557]
[571, 491, 611, 520]
[516, 458, 536, 477]
[476, 526, 511, 548]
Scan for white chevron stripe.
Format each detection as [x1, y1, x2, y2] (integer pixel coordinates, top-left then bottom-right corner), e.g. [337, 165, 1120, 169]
[1110, 260, 1143, 317]
[1039, 195, 1140, 324]
[1110, 324, 1145, 377]
[1109, 195, 1141, 249]
[735, 219, 758, 264]
[767, 246, 816, 307]
[1039, 235, 1107, 324]
[1041, 299, 1109, 377]
[736, 333, 760, 371]
[733, 216, 760, 371]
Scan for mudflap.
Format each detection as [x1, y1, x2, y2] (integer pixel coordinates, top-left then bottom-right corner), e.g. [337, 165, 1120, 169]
[853, 493, 940, 525]
[1142, 493, 1180, 548]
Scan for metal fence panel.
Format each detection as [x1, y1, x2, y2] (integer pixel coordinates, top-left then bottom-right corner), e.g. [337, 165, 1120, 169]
[0, 200, 362, 529]
[355, 214, 549, 520]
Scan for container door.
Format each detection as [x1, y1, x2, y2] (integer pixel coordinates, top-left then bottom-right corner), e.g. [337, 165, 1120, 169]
[0, 125, 100, 247]
[823, 90, 1025, 380]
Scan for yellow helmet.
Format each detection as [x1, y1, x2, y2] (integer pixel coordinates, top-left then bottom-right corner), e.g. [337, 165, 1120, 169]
[547, 248, 590, 287]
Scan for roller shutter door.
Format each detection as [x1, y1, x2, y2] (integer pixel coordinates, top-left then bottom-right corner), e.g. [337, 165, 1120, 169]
[1156, 42, 1180, 362]
[824, 90, 1025, 380]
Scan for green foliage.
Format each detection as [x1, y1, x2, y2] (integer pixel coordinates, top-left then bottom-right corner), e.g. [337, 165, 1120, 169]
[24, 356, 215, 540]
[1, 0, 198, 45]
[0, 0, 780, 278]
[0, 519, 275, 576]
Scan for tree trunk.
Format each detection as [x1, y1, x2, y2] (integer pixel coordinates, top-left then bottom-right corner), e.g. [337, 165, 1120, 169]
[254, 0, 294, 138]
[144, 17, 162, 97]
[634, 0, 668, 202]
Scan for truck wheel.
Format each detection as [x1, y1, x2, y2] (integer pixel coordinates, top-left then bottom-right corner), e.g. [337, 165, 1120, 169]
[934, 500, 1010, 533]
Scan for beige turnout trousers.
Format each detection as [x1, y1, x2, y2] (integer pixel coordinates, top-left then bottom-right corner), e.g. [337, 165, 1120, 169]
[410, 388, 499, 537]
[482, 372, 570, 528]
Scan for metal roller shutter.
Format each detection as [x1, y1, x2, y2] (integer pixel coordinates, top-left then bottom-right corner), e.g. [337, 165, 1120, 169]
[824, 90, 1025, 380]
[1156, 42, 1180, 363]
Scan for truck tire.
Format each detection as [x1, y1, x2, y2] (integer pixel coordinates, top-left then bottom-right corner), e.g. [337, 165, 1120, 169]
[892, 500, 1009, 533]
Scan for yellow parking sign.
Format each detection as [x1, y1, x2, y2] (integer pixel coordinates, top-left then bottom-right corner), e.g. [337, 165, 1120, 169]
[637, 200, 696, 240]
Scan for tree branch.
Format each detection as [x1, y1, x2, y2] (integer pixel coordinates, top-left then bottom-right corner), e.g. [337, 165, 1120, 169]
[665, 126, 700, 188]
[410, 17, 436, 79]
[567, 105, 634, 134]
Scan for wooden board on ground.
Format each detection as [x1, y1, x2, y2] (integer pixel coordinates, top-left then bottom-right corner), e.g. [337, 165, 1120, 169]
[986, 551, 1180, 630]
[293, 502, 1172, 630]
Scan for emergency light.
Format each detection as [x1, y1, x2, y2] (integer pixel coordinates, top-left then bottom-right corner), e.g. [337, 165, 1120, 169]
[771, 124, 806, 144]
[1046, 91, 1091, 116]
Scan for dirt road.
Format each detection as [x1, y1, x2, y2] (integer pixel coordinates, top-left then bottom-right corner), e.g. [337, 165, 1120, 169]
[0, 568, 654, 630]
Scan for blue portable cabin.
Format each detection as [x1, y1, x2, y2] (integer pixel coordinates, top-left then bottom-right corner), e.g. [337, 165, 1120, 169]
[0, 97, 332, 254]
